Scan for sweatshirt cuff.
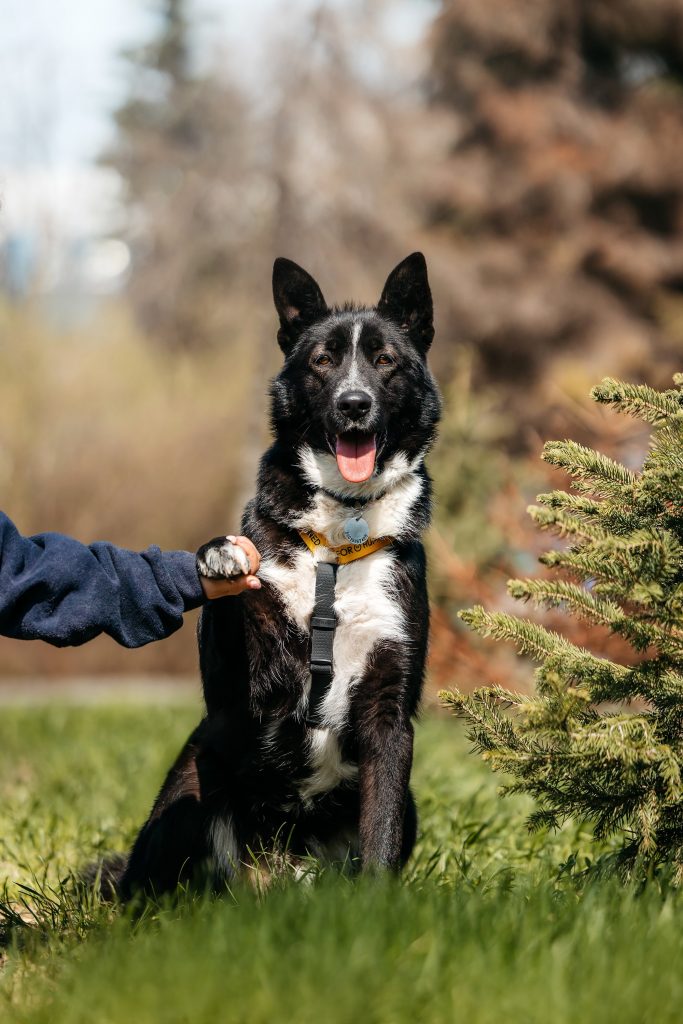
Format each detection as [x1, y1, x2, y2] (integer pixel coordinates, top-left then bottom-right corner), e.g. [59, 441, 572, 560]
[160, 549, 205, 610]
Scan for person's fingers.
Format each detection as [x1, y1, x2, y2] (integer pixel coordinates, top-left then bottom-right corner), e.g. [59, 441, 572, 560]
[231, 543, 250, 576]
[200, 577, 231, 599]
[226, 574, 260, 593]
[201, 574, 262, 600]
[236, 536, 260, 573]
[233, 536, 261, 575]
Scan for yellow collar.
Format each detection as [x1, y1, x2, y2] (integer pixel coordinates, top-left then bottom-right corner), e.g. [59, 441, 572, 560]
[299, 528, 394, 565]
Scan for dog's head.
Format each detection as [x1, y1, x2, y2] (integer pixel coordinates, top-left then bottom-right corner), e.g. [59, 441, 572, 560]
[270, 253, 441, 493]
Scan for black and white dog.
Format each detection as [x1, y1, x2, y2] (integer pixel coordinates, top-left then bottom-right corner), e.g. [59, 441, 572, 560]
[113, 252, 441, 897]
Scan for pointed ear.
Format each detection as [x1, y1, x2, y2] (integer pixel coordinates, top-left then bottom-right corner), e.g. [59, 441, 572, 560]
[272, 258, 328, 354]
[377, 252, 433, 355]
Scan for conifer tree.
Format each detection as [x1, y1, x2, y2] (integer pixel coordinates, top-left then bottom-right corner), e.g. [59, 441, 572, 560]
[442, 375, 683, 879]
[102, 0, 248, 350]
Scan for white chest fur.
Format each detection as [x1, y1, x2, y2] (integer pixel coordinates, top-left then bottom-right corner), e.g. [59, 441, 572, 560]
[258, 548, 405, 717]
[258, 544, 406, 802]
[318, 549, 405, 727]
[256, 446, 422, 802]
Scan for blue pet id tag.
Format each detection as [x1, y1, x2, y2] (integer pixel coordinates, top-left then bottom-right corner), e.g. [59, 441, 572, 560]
[343, 514, 370, 544]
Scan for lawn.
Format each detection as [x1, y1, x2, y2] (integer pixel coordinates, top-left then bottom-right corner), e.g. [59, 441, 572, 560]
[1, 697, 682, 1023]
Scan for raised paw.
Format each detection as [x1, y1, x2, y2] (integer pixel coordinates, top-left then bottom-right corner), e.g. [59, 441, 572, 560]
[196, 535, 262, 599]
[197, 536, 252, 580]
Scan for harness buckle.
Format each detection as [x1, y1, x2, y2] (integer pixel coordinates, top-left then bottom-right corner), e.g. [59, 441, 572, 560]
[311, 615, 335, 631]
[310, 661, 333, 678]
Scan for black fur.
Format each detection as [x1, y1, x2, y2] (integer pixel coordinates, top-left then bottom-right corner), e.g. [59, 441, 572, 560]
[104, 253, 441, 899]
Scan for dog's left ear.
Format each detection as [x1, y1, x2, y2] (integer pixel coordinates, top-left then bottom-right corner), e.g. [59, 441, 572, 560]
[377, 252, 433, 355]
[273, 258, 328, 354]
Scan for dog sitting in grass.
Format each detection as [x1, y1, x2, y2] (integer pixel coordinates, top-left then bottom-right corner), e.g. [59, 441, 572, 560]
[101, 253, 441, 897]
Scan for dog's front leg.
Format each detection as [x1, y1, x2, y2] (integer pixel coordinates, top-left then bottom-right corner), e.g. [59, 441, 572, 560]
[357, 704, 414, 872]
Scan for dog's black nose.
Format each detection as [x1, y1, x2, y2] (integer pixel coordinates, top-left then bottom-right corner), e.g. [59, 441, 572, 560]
[337, 390, 372, 421]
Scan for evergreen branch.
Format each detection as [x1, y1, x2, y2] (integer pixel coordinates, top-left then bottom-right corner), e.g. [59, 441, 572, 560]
[539, 530, 683, 602]
[458, 606, 627, 690]
[509, 577, 683, 656]
[439, 688, 528, 756]
[444, 374, 683, 878]
[542, 440, 636, 497]
[623, 662, 683, 711]
[644, 427, 683, 477]
[536, 491, 602, 515]
[528, 505, 609, 543]
[536, 491, 643, 534]
[591, 378, 683, 425]
[507, 578, 620, 626]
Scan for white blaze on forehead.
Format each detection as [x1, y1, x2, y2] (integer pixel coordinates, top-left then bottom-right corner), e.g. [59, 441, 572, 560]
[335, 320, 367, 399]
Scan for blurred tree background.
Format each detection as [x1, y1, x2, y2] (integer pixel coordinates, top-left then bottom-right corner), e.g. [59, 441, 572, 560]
[0, 0, 682, 685]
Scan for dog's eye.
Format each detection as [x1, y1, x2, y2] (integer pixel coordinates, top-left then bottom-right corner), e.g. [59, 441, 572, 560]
[314, 354, 332, 367]
[375, 353, 395, 367]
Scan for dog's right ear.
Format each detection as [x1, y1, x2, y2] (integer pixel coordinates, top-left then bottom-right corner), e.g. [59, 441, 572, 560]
[272, 258, 328, 354]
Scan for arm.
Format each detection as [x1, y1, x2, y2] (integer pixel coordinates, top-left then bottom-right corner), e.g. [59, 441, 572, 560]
[0, 513, 260, 649]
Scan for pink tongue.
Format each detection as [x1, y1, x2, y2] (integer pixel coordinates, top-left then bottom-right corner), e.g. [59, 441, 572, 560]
[335, 435, 376, 483]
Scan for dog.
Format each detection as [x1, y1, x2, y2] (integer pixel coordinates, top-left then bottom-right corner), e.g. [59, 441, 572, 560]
[107, 252, 441, 898]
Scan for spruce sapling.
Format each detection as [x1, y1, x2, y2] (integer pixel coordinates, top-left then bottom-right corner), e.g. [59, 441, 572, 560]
[441, 375, 683, 879]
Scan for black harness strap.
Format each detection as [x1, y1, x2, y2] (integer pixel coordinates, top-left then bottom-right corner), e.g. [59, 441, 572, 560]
[306, 561, 338, 727]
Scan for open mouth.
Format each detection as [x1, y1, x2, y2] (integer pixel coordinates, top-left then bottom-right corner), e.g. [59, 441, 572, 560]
[334, 431, 377, 483]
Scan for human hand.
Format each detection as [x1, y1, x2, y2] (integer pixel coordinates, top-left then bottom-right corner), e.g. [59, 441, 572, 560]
[196, 535, 262, 599]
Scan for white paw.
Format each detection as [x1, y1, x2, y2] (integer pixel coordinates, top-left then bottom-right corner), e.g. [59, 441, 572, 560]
[197, 537, 250, 580]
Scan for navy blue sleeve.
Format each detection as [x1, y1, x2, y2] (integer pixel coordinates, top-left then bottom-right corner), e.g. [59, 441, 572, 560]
[0, 511, 206, 648]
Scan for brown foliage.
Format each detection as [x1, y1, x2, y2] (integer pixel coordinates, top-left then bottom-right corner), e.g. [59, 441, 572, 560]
[429, 0, 683, 417]
[0, 300, 251, 678]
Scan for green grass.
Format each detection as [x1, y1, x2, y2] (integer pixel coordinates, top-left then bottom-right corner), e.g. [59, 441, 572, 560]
[1, 700, 681, 1023]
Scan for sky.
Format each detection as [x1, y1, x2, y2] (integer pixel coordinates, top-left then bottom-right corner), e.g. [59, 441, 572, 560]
[0, 0, 289, 235]
[0, 0, 435, 239]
